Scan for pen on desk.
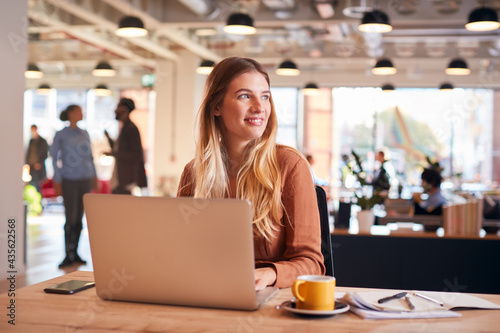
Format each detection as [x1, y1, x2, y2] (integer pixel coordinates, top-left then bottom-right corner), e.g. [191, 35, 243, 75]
[405, 295, 416, 310]
[413, 292, 444, 307]
[378, 292, 407, 304]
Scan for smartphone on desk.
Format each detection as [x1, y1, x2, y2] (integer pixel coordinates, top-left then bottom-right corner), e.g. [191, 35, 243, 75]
[44, 280, 95, 294]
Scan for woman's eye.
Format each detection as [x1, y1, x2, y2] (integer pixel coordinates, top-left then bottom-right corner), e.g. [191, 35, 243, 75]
[238, 94, 250, 99]
[262, 95, 270, 100]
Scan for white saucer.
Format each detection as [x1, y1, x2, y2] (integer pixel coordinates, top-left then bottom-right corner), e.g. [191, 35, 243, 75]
[282, 301, 350, 316]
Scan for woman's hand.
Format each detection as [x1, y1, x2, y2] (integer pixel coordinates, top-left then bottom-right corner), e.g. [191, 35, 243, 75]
[254, 267, 277, 291]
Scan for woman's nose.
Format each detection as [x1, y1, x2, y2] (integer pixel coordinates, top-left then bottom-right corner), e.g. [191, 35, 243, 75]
[251, 97, 265, 112]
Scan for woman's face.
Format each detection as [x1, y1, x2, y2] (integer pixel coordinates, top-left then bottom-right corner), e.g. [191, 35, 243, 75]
[214, 71, 271, 148]
[69, 106, 83, 123]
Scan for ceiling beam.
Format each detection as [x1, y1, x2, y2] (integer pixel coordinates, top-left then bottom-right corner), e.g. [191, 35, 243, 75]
[28, 8, 156, 69]
[101, 0, 222, 62]
[41, 0, 179, 62]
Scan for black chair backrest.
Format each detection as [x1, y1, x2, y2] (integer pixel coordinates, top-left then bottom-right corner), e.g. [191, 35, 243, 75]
[336, 201, 352, 229]
[315, 185, 334, 277]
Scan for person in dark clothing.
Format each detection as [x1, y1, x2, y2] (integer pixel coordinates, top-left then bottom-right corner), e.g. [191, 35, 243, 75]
[26, 124, 49, 192]
[371, 151, 390, 192]
[104, 98, 147, 194]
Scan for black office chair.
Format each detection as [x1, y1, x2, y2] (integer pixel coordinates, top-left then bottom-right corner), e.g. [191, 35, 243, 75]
[315, 185, 334, 277]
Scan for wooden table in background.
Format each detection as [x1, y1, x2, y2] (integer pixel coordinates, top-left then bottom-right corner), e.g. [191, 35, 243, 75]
[1, 271, 500, 332]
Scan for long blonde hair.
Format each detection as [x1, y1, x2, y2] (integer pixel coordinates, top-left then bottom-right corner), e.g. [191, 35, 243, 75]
[193, 57, 282, 241]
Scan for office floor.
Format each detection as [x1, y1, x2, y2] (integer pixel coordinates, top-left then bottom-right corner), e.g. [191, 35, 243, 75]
[0, 204, 93, 294]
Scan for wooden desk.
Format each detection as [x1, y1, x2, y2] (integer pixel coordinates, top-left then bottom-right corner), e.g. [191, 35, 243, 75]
[379, 215, 443, 227]
[1, 271, 500, 332]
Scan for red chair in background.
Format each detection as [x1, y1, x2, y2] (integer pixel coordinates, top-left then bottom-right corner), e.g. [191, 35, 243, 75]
[40, 178, 111, 197]
[39, 178, 57, 199]
[95, 180, 111, 194]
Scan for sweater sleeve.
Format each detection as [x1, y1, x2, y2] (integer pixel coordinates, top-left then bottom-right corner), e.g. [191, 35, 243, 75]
[257, 150, 325, 288]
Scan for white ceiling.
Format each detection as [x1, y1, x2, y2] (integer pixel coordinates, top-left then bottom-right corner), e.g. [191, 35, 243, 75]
[26, 0, 500, 89]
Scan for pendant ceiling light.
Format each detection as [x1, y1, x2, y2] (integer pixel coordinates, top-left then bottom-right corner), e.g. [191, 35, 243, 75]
[276, 60, 300, 76]
[25, 63, 43, 79]
[372, 58, 397, 75]
[303, 82, 320, 96]
[445, 58, 470, 75]
[381, 83, 395, 92]
[465, 7, 500, 31]
[92, 61, 116, 77]
[358, 9, 392, 33]
[36, 83, 51, 95]
[196, 59, 215, 75]
[223, 13, 256, 35]
[116, 16, 148, 37]
[439, 82, 454, 91]
[94, 84, 112, 96]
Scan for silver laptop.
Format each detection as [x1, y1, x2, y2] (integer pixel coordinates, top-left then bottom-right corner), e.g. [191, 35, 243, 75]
[83, 194, 278, 310]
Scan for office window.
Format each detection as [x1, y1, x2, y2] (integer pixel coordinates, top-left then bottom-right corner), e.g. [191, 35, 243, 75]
[333, 87, 494, 187]
[272, 87, 298, 148]
[31, 93, 49, 118]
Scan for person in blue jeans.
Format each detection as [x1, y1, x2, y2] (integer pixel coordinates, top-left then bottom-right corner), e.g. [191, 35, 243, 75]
[50, 104, 97, 268]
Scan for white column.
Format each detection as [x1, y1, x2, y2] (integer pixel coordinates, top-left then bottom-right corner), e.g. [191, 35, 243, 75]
[0, 1, 28, 279]
[151, 52, 205, 196]
[150, 60, 174, 195]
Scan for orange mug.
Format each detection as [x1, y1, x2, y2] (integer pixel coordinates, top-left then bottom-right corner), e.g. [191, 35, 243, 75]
[292, 275, 336, 311]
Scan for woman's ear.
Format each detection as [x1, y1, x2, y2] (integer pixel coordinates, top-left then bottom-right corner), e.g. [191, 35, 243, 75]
[214, 107, 221, 116]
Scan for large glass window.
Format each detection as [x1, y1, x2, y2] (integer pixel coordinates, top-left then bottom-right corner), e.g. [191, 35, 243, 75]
[272, 87, 298, 148]
[332, 87, 494, 190]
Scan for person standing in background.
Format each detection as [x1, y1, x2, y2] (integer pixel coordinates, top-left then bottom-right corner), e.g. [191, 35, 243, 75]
[104, 98, 147, 194]
[26, 124, 49, 192]
[371, 151, 390, 193]
[50, 104, 98, 268]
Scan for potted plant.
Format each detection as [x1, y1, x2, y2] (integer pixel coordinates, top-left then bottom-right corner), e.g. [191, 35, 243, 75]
[342, 150, 384, 232]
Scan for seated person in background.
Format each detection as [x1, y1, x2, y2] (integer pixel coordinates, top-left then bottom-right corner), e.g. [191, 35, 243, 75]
[413, 168, 447, 215]
[177, 57, 325, 290]
[371, 151, 390, 193]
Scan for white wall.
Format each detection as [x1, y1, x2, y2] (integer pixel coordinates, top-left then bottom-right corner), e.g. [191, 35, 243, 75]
[151, 52, 206, 196]
[0, 1, 28, 279]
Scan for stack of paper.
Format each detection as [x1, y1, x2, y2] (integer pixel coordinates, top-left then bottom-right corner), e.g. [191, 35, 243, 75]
[341, 290, 500, 320]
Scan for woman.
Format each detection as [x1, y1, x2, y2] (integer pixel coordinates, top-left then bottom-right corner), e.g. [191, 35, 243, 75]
[177, 57, 325, 290]
[50, 105, 97, 268]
